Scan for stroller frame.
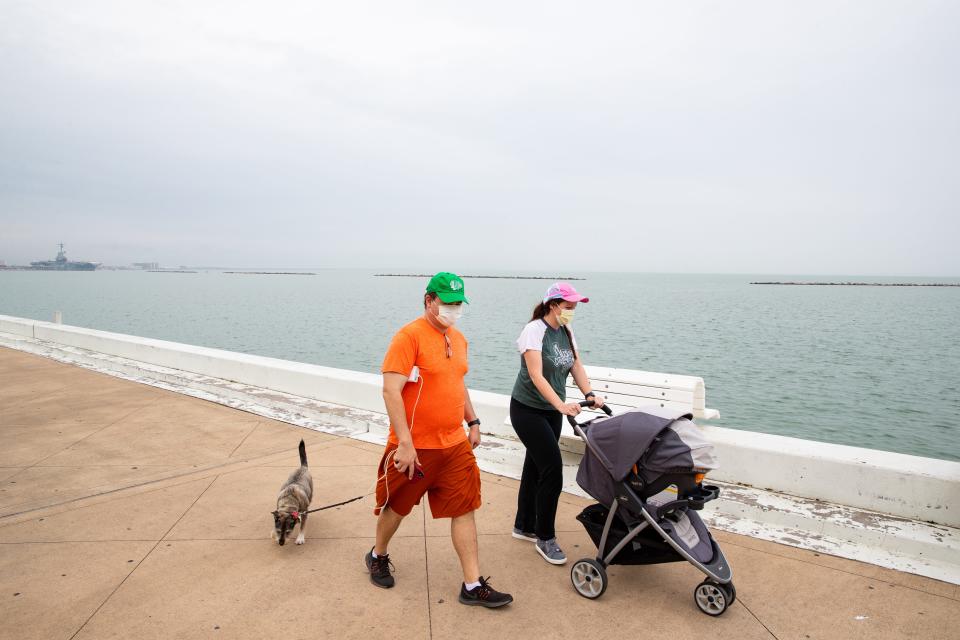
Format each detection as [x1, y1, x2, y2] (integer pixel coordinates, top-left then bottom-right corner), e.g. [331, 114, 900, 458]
[569, 405, 736, 615]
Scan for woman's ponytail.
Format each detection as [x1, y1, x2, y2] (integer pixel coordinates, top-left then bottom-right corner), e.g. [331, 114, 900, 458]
[561, 325, 578, 361]
[530, 301, 552, 321]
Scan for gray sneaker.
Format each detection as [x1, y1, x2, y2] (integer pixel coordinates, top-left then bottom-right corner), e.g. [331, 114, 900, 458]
[511, 527, 537, 542]
[535, 538, 567, 565]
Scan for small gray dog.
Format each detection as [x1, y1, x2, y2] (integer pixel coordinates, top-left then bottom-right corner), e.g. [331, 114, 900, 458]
[272, 439, 313, 546]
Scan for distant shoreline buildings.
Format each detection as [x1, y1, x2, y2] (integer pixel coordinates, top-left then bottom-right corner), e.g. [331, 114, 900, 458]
[751, 281, 960, 287]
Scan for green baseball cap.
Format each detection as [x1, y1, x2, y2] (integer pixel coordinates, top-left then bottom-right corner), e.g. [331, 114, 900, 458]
[426, 272, 469, 304]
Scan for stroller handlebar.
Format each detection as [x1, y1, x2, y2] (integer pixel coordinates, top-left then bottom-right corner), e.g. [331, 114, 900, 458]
[578, 400, 614, 415]
[567, 399, 614, 427]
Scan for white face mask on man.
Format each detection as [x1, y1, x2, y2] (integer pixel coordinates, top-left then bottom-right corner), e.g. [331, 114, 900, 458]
[437, 304, 463, 326]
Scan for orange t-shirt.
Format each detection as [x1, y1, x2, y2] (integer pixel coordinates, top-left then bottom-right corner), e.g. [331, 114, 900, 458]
[382, 317, 469, 449]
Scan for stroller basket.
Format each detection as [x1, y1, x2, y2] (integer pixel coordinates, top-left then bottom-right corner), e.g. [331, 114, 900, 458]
[577, 504, 687, 566]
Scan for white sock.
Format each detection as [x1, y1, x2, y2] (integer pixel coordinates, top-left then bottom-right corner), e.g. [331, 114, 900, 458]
[465, 580, 481, 590]
[371, 550, 379, 558]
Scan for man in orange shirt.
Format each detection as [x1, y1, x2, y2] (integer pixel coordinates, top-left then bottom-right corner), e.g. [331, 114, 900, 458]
[364, 272, 513, 608]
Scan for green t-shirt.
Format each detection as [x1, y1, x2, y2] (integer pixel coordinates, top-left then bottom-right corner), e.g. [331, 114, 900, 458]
[511, 319, 578, 410]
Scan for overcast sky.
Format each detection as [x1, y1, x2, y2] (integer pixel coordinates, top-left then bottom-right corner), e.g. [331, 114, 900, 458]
[1, 1, 957, 275]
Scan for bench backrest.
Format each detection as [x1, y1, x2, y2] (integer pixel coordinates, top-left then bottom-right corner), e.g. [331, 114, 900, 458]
[565, 365, 719, 421]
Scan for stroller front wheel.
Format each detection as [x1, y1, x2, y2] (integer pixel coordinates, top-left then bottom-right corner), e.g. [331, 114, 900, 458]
[694, 579, 734, 616]
[570, 558, 607, 599]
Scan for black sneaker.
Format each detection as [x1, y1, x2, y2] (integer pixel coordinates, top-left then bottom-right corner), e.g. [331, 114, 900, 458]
[364, 547, 395, 589]
[458, 576, 513, 608]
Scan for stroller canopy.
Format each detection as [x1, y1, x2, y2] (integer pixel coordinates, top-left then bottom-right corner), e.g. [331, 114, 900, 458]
[576, 406, 718, 505]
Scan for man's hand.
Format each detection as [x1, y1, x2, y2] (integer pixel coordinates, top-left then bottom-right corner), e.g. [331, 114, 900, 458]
[468, 425, 481, 449]
[393, 440, 420, 479]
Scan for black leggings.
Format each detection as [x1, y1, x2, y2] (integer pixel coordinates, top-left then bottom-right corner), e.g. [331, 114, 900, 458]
[510, 398, 564, 541]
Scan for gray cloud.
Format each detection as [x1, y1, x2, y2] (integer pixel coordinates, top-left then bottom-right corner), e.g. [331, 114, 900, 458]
[1, 1, 958, 274]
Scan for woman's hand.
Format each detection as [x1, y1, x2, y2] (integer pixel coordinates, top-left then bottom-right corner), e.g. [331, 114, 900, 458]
[557, 402, 582, 416]
[590, 395, 605, 409]
[393, 440, 421, 479]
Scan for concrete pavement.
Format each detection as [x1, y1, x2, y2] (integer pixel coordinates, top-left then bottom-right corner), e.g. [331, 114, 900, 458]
[1, 346, 957, 640]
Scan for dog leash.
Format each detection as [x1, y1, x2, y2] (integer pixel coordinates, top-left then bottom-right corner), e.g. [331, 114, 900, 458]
[302, 493, 368, 515]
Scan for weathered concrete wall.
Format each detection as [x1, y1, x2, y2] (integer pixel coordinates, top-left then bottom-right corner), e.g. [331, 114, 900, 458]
[0, 316, 35, 338]
[1, 313, 957, 528]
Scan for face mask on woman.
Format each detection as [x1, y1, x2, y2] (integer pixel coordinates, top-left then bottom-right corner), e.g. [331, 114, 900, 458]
[557, 308, 575, 326]
[437, 304, 463, 326]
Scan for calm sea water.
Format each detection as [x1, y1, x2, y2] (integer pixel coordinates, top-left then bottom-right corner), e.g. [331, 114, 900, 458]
[1, 270, 958, 461]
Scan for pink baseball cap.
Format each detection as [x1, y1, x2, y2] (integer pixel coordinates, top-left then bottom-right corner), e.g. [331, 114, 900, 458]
[543, 282, 589, 304]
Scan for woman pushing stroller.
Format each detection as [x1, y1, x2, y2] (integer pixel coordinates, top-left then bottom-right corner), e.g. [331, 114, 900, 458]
[510, 282, 604, 565]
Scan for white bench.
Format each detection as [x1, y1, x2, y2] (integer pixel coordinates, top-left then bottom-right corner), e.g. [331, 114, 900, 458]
[565, 365, 720, 421]
[551, 366, 719, 453]
[492, 365, 719, 453]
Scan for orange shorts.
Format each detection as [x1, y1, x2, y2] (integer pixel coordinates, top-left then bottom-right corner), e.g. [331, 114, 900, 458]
[373, 439, 481, 519]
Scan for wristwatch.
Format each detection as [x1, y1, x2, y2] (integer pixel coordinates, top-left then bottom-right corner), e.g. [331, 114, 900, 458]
[467, 419, 481, 428]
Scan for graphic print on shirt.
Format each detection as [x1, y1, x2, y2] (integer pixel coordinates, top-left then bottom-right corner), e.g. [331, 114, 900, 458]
[548, 342, 575, 368]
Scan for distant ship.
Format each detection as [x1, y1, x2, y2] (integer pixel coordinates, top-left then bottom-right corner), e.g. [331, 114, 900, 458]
[30, 243, 98, 271]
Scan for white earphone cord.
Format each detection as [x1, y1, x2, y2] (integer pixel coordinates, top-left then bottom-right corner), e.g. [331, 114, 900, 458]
[372, 373, 424, 511]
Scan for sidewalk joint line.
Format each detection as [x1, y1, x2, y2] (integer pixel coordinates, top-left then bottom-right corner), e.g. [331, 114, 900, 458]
[737, 597, 780, 639]
[0, 535, 424, 543]
[423, 507, 433, 640]
[0, 475, 215, 525]
[228, 421, 262, 458]
[67, 475, 219, 640]
[720, 537, 960, 602]
[24, 464, 187, 468]
[4, 400, 163, 483]
[0, 539, 162, 544]
[0, 448, 303, 523]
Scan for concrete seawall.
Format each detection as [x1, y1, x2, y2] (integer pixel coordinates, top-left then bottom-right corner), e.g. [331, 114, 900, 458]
[2, 313, 958, 583]
[3, 313, 955, 527]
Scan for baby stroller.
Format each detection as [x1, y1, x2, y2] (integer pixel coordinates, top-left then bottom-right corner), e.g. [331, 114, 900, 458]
[569, 401, 735, 616]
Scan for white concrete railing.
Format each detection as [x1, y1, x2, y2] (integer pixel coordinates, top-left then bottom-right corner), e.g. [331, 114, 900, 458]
[1, 313, 958, 529]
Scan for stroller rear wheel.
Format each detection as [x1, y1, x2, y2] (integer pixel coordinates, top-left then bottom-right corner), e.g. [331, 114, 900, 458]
[570, 558, 607, 599]
[694, 579, 734, 616]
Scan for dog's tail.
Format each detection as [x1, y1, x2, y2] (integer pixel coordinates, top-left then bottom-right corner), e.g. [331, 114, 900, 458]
[298, 439, 308, 467]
